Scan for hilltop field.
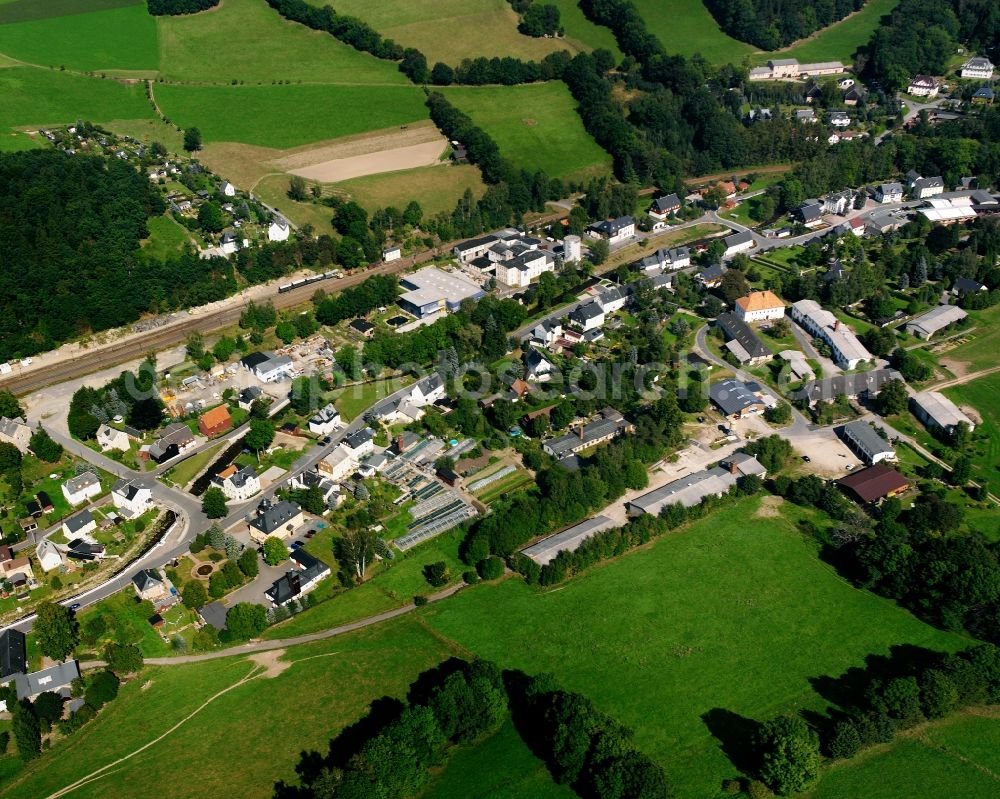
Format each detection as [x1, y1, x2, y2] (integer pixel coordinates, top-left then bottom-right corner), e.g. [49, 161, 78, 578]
[0, 0, 612, 222]
[4, 497, 991, 799]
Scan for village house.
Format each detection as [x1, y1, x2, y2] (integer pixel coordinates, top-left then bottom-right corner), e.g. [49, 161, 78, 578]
[525, 348, 556, 382]
[62, 472, 102, 506]
[960, 56, 994, 80]
[147, 422, 196, 463]
[569, 301, 606, 332]
[796, 199, 824, 227]
[637, 246, 690, 273]
[348, 318, 376, 339]
[905, 305, 967, 339]
[35, 539, 65, 573]
[247, 499, 304, 543]
[318, 445, 357, 482]
[0, 417, 31, 454]
[587, 216, 635, 245]
[0, 548, 33, 585]
[382, 245, 402, 262]
[288, 469, 341, 509]
[823, 189, 854, 215]
[697, 263, 728, 287]
[212, 464, 260, 501]
[237, 386, 264, 411]
[911, 176, 946, 199]
[723, 230, 755, 257]
[219, 180, 236, 197]
[526, 319, 562, 348]
[96, 424, 131, 452]
[748, 58, 845, 81]
[198, 405, 232, 438]
[343, 427, 375, 457]
[596, 285, 628, 314]
[111, 478, 153, 517]
[972, 87, 995, 105]
[132, 569, 167, 602]
[63, 509, 96, 540]
[794, 108, 817, 123]
[733, 290, 785, 323]
[10, 661, 80, 703]
[308, 403, 342, 436]
[495, 250, 555, 288]
[875, 182, 904, 203]
[717, 313, 772, 366]
[828, 111, 851, 127]
[265, 548, 331, 607]
[841, 420, 896, 464]
[952, 277, 987, 296]
[648, 193, 681, 221]
[267, 216, 290, 242]
[908, 75, 939, 97]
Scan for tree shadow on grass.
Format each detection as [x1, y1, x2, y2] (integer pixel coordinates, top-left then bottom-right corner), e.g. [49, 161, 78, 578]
[701, 707, 763, 777]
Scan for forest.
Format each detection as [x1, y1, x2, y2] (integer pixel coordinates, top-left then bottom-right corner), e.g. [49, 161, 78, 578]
[704, 0, 864, 50]
[146, 0, 220, 15]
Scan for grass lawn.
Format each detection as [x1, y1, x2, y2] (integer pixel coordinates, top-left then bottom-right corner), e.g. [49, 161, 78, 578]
[3, 617, 462, 799]
[314, 0, 568, 64]
[140, 214, 191, 261]
[154, 83, 429, 149]
[421, 497, 968, 797]
[422, 718, 575, 799]
[0, 2, 158, 73]
[331, 376, 413, 422]
[156, 0, 409, 85]
[810, 712, 1000, 799]
[0, 67, 153, 137]
[633, 0, 755, 62]
[161, 442, 222, 489]
[266, 527, 467, 639]
[832, 307, 876, 335]
[333, 163, 487, 217]
[71, 589, 188, 659]
[445, 82, 612, 180]
[943, 373, 1000, 497]
[0, 129, 41, 151]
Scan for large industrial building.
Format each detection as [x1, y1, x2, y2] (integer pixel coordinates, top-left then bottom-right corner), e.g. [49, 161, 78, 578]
[397, 267, 486, 318]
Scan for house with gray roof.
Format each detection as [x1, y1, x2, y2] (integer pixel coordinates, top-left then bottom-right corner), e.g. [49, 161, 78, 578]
[12, 660, 80, 701]
[841, 421, 896, 464]
[905, 305, 967, 339]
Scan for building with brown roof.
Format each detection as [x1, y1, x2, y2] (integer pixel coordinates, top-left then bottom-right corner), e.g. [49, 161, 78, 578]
[734, 290, 786, 323]
[198, 405, 232, 438]
[838, 463, 910, 504]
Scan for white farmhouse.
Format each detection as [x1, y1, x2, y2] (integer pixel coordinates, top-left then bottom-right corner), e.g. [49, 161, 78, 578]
[960, 57, 994, 79]
[308, 404, 342, 436]
[111, 478, 153, 517]
[734, 290, 785, 323]
[62, 472, 102, 506]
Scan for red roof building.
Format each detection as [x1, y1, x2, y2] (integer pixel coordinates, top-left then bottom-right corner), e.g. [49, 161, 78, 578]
[838, 463, 910, 504]
[198, 405, 232, 438]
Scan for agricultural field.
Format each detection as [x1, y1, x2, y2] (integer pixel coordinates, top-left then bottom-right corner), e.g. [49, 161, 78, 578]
[312, 0, 570, 64]
[421, 498, 969, 797]
[934, 303, 1000, 374]
[769, 0, 902, 65]
[943, 373, 1000, 497]
[0, 67, 154, 138]
[0, 0, 157, 73]
[544, 0, 623, 57]
[1, 617, 460, 799]
[446, 82, 612, 180]
[156, 0, 409, 85]
[154, 83, 429, 149]
[811, 713, 1000, 799]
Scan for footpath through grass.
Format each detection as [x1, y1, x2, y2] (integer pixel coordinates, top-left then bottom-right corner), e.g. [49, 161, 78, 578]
[3, 617, 459, 799]
[421, 497, 968, 797]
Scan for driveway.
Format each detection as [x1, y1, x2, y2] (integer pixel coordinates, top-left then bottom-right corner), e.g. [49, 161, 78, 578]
[224, 557, 289, 607]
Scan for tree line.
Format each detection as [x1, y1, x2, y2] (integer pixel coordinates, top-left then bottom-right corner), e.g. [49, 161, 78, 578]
[146, 0, 219, 15]
[738, 643, 1000, 795]
[274, 658, 670, 799]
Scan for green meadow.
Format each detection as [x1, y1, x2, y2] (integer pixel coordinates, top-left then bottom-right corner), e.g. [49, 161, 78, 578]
[0, 67, 153, 136]
[445, 81, 612, 179]
[0, 1, 158, 72]
[156, 0, 409, 85]
[944, 373, 1000, 497]
[313, 0, 568, 64]
[1, 618, 460, 799]
[421, 498, 968, 797]
[154, 83, 429, 148]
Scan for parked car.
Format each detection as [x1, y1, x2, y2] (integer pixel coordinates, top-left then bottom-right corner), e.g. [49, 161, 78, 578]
[290, 540, 304, 549]
[69, 603, 81, 612]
